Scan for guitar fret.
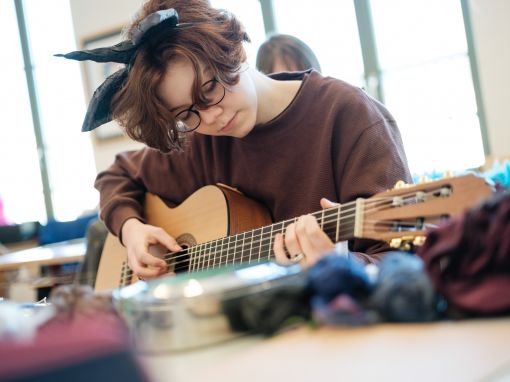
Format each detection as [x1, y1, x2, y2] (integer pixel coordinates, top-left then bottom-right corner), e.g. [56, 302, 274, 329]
[194, 245, 200, 271]
[194, 243, 200, 271]
[335, 204, 341, 242]
[187, 247, 193, 273]
[198, 242, 205, 271]
[213, 239, 222, 268]
[256, 228, 263, 262]
[186, 246, 192, 273]
[248, 230, 253, 263]
[225, 235, 231, 266]
[321, 208, 338, 242]
[232, 233, 238, 265]
[205, 241, 211, 269]
[258, 227, 265, 261]
[211, 240, 217, 267]
[240, 232, 246, 263]
[268, 225, 274, 260]
[214, 238, 223, 268]
[221, 236, 227, 267]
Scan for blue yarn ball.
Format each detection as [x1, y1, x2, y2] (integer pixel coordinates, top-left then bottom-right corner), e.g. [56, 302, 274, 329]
[370, 252, 437, 322]
[307, 253, 373, 302]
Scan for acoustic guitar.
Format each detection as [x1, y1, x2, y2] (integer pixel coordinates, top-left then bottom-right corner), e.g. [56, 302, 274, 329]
[95, 174, 493, 292]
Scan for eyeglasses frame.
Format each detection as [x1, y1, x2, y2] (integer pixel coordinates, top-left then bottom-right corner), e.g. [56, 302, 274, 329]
[174, 78, 226, 133]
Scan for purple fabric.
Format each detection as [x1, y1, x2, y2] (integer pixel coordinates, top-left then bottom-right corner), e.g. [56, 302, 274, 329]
[418, 190, 510, 315]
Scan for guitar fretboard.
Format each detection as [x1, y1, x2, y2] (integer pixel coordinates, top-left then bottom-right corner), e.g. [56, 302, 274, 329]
[183, 203, 357, 271]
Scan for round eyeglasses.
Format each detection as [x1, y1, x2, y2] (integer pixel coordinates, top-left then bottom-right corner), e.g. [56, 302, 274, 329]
[174, 78, 226, 133]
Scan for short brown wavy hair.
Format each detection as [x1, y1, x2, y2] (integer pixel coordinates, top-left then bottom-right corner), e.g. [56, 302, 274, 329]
[111, 0, 250, 152]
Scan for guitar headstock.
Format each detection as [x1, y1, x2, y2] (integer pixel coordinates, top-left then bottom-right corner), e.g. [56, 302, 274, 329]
[357, 174, 493, 245]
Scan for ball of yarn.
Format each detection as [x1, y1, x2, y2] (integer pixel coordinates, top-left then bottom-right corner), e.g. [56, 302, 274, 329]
[370, 252, 437, 322]
[307, 253, 373, 302]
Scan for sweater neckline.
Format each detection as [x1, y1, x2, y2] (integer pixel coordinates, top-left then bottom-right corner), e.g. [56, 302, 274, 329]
[246, 70, 316, 138]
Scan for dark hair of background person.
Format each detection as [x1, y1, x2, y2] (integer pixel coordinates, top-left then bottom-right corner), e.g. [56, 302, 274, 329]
[256, 33, 321, 74]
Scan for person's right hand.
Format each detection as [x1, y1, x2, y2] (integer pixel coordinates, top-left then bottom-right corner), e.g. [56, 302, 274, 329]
[121, 218, 182, 280]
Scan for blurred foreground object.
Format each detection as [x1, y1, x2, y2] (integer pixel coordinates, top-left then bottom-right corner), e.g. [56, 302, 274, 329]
[308, 252, 437, 325]
[418, 190, 510, 315]
[0, 285, 148, 382]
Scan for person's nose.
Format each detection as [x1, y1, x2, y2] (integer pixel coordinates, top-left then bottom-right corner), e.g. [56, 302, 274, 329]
[198, 105, 223, 125]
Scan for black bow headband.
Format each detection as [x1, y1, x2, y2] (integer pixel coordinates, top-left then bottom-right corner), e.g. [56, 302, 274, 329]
[56, 8, 193, 132]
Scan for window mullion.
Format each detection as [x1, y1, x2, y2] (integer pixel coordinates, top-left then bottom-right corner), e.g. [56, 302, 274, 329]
[353, 0, 384, 102]
[460, 0, 490, 156]
[14, 0, 54, 220]
[259, 0, 277, 35]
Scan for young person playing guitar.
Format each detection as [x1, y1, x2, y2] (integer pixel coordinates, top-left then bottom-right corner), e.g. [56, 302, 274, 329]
[59, 0, 411, 281]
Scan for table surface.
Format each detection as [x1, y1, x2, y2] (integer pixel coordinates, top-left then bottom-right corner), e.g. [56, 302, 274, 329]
[141, 317, 510, 382]
[0, 239, 86, 271]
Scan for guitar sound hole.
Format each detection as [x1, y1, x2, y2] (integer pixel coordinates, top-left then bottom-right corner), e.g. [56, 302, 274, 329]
[174, 245, 190, 273]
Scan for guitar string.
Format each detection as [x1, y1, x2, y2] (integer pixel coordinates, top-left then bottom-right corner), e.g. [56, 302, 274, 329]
[120, 185, 456, 281]
[118, 216, 428, 285]
[121, 185, 455, 281]
[153, 185, 447, 266]
[118, 216, 430, 284]
[121, 216, 439, 282]
[164, 218, 437, 271]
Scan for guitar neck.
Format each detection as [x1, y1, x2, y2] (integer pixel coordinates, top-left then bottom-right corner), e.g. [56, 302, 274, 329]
[183, 203, 354, 271]
[165, 174, 494, 273]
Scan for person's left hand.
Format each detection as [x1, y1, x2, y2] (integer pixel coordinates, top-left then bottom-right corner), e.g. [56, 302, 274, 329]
[273, 198, 338, 268]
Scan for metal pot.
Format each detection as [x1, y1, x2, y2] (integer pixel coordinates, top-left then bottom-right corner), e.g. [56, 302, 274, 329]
[113, 262, 304, 353]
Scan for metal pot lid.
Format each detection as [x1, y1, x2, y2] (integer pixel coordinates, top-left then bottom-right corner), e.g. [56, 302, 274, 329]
[113, 261, 303, 307]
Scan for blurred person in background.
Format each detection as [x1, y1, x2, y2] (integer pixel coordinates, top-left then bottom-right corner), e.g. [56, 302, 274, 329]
[256, 33, 321, 74]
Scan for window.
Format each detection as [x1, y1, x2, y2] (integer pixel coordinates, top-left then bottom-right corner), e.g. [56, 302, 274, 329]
[267, 0, 486, 175]
[272, 0, 365, 86]
[1, 0, 97, 223]
[369, 0, 485, 174]
[0, 0, 46, 223]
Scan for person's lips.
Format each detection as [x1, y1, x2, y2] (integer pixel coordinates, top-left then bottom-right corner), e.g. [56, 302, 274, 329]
[219, 112, 238, 133]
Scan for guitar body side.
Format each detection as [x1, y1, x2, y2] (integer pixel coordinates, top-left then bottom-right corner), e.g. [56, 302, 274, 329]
[94, 185, 272, 292]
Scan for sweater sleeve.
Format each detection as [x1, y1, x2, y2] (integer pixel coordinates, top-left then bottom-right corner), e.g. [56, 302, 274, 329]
[337, 118, 412, 261]
[94, 150, 149, 239]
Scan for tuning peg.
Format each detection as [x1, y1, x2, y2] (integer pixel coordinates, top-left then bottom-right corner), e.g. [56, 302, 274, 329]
[389, 238, 402, 248]
[389, 236, 425, 251]
[393, 180, 410, 189]
[413, 236, 426, 246]
[389, 237, 412, 251]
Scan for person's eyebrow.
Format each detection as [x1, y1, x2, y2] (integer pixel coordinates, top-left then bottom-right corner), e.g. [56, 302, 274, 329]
[170, 103, 191, 113]
[169, 70, 211, 113]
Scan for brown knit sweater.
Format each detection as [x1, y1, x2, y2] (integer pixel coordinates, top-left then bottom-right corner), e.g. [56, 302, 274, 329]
[95, 70, 412, 259]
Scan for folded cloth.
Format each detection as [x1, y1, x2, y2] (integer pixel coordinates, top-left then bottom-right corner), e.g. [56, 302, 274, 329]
[417, 190, 510, 315]
[0, 285, 148, 382]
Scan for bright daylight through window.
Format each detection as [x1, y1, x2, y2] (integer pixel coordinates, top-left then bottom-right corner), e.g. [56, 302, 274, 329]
[1, 0, 97, 224]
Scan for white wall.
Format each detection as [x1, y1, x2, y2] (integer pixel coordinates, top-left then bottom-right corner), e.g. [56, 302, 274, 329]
[468, 0, 510, 158]
[69, 0, 144, 173]
[69, 0, 510, 173]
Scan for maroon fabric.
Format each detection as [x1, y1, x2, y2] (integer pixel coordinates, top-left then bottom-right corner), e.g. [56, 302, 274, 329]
[0, 312, 147, 381]
[95, 70, 411, 258]
[0, 285, 147, 381]
[417, 191, 510, 315]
